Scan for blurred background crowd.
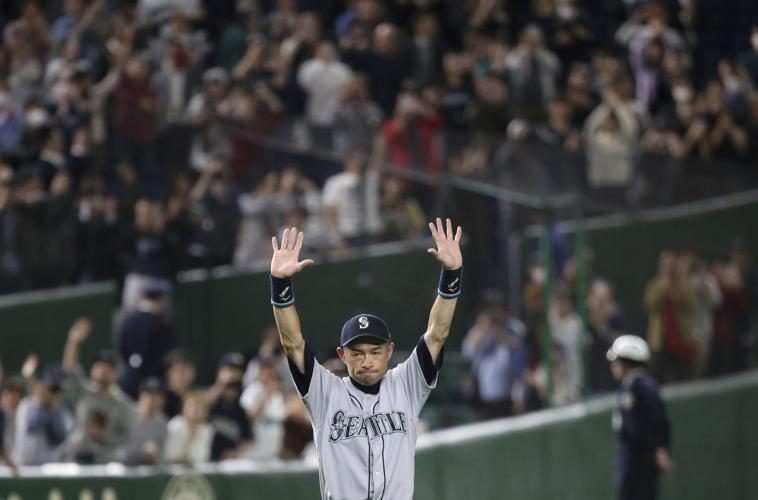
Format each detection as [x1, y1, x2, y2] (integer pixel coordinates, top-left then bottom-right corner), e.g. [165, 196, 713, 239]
[0, 0, 757, 470]
[0, 0, 757, 295]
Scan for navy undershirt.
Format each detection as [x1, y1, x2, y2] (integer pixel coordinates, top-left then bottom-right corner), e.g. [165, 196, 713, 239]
[287, 335, 444, 397]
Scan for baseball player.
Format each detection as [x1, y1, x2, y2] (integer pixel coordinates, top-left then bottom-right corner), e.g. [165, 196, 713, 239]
[607, 335, 673, 500]
[269, 218, 463, 500]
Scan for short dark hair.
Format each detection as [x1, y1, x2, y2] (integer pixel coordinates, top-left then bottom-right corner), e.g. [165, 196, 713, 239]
[165, 348, 194, 368]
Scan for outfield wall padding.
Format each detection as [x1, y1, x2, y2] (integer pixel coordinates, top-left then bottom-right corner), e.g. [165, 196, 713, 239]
[1, 371, 756, 500]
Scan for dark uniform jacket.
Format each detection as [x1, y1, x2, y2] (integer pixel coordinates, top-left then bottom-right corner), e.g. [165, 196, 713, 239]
[613, 369, 671, 500]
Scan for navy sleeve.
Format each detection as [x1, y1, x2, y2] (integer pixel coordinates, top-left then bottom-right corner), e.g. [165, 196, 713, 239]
[286, 343, 316, 397]
[633, 379, 672, 451]
[417, 335, 445, 386]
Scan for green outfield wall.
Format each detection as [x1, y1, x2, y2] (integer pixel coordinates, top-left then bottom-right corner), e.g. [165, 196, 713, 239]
[530, 196, 758, 335]
[0, 244, 477, 384]
[0, 283, 116, 376]
[1, 371, 756, 500]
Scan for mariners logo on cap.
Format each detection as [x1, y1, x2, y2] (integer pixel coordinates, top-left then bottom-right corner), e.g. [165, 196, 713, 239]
[358, 316, 369, 329]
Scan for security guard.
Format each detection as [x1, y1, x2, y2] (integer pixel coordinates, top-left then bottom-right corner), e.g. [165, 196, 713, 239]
[607, 335, 673, 500]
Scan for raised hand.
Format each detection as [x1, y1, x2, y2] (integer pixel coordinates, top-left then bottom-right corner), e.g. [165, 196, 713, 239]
[21, 353, 39, 379]
[427, 217, 463, 270]
[67, 317, 92, 345]
[271, 227, 315, 278]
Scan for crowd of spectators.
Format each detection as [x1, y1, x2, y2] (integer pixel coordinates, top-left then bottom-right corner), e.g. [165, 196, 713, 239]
[461, 235, 756, 420]
[0, 312, 313, 470]
[1, 0, 758, 297]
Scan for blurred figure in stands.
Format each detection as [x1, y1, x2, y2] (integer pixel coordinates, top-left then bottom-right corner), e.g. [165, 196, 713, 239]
[163, 349, 196, 420]
[117, 282, 173, 399]
[587, 279, 625, 392]
[115, 377, 167, 465]
[462, 305, 526, 420]
[164, 392, 213, 464]
[644, 250, 697, 383]
[12, 369, 68, 465]
[62, 318, 133, 461]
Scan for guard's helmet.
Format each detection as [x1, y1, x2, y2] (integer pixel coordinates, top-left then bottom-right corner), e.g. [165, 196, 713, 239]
[606, 335, 651, 363]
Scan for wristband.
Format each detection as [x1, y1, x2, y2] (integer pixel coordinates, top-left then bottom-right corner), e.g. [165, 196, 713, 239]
[437, 267, 462, 298]
[271, 275, 294, 307]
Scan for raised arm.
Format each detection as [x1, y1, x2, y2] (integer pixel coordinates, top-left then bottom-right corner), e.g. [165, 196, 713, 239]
[270, 227, 314, 373]
[62, 318, 93, 372]
[424, 218, 463, 364]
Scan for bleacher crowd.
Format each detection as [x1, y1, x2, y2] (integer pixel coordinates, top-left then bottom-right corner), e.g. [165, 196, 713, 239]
[1, 0, 757, 296]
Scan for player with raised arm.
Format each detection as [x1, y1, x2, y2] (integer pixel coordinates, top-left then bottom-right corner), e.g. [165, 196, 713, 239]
[269, 217, 462, 500]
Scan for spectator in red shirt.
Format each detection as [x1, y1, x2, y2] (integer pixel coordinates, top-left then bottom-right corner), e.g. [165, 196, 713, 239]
[114, 58, 159, 185]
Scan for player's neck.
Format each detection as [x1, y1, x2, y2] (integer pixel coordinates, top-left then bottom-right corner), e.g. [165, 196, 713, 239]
[349, 376, 381, 395]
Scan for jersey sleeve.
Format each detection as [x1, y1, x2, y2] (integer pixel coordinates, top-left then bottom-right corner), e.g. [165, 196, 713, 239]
[286, 343, 339, 425]
[390, 335, 444, 417]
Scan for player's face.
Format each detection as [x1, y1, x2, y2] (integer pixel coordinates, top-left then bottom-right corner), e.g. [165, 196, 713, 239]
[338, 342, 395, 386]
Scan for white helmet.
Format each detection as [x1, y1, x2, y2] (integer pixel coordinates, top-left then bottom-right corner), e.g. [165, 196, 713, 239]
[606, 335, 651, 363]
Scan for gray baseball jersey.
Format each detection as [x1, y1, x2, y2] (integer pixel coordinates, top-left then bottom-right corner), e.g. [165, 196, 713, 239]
[289, 335, 441, 500]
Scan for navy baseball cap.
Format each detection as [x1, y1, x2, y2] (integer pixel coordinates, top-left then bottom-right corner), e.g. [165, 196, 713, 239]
[340, 314, 392, 347]
[219, 352, 246, 370]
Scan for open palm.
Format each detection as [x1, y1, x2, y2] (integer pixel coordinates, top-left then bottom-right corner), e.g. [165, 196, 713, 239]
[428, 218, 463, 270]
[271, 227, 314, 278]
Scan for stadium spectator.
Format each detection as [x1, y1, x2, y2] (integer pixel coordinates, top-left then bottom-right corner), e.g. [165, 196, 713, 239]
[164, 391, 213, 465]
[297, 41, 352, 151]
[342, 22, 410, 116]
[205, 352, 251, 461]
[114, 377, 167, 466]
[584, 85, 640, 198]
[12, 368, 68, 465]
[709, 256, 748, 376]
[1, 377, 23, 458]
[322, 151, 381, 245]
[644, 250, 697, 383]
[332, 75, 383, 155]
[506, 25, 561, 122]
[376, 89, 445, 181]
[587, 279, 625, 392]
[549, 288, 583, 404]
[62, 318, 133, 460]
[186, 67, 231, 174]
[163, 349, 196, 420]
[240, 357, 286, 461]
[378, 176, 426, 242]
[279, 391, 312, 460]
[462, 306, 526, 419]
[687, 253, 722, 378]
[242, 326, 288, 388]
[114, 58, 160, 182]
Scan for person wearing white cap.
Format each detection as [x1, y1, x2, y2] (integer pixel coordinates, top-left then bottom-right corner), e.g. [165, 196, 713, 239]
[607, 335, 673, 500]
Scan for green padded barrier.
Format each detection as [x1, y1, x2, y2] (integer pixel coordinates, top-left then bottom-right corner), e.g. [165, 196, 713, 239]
[0, 283, 115, 376]
[173, 245, 477, 384]
[1, 371, 755, 500]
